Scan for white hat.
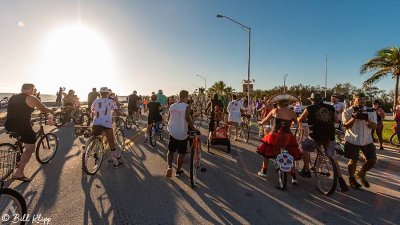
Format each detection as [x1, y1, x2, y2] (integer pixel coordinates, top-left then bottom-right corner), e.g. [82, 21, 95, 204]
[99, 87, 110, 93]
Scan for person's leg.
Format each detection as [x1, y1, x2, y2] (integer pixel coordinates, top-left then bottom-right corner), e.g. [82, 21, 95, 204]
[344, 142, 362, 188]
[175, 138, 188, 176]
[358, 143, 377, 181]
[14, 143, 35, 178]
[258, 157, 270, 177]
[166, 136, 177, 177]
[325, 141, 348, 191]
[376, 123, 384, 149]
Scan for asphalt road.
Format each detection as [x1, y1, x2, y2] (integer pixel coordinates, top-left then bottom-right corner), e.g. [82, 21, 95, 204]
[0, 117, 399, 225]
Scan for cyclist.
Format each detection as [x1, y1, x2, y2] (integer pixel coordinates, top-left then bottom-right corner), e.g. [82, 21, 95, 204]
[5, 83, 55, 182]
[91, 87, 126, 168]
[166, 90, 196, 177]
[145, 94, 162, 143]
[156, 90, 167, 109]
[63, 89, 79, 114]
[227, 94, 242, 141]
[88, 88, 100, 109]
[206, 93, 224, 138]
[297, 92, 349, 192]
[127, 91, 140, 118]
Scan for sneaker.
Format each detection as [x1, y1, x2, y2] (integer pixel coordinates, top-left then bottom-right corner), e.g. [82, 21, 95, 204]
[349, 177, 362, 189]
[292, 178, 298, 185]
[175, 170, 184, 177]
[257, 171, 267, 178]
[355, 171, 370, 188]
[166, 168, 173, 177]
[338, 177, 349, 192]
[299, 169, 312, 178]
[113, 161, 123, 168]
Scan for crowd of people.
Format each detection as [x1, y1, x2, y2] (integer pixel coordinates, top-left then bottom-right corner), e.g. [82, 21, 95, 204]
[3, 83, 397, 194]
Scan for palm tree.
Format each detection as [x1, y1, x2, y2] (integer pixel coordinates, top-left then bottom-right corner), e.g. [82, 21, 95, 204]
[361, 46, 400, 109]
[209, 81, 227, 96]
[223, 86, 235, 97]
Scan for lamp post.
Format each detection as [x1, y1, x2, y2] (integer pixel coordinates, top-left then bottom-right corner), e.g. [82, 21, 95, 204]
[195, 74, 207, 92]
[284, 74, 288, 93]
[217, 14, 251, 104]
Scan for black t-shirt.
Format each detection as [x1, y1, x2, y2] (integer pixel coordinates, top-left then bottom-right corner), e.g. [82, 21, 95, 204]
[147, 101, 161, 119]
[306, 102, 335, 141]
[5, 93, 35, 131]
[128, 94, 139, 108]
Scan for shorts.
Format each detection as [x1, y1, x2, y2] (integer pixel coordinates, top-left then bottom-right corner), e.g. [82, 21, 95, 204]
[344, 142, 377, 161]
[92, 125, 112, 136]
[168, 135, 188, 154]
[148, 115, 162, 125]
[10, 128, 36, 144]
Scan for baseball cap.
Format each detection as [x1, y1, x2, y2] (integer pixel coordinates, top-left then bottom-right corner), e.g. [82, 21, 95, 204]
[99, 87, 110, 93]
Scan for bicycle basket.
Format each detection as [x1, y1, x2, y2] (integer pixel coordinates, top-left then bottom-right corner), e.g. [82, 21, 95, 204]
[0, 149, 17, 181]
[299, 137, 317, 153]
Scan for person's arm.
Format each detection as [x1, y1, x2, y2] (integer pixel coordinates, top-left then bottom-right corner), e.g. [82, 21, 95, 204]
[379, 108, 386, 119]
[185, 105, 195, 130]
[26, 96, 54, 114]
[259, 108, 275, 125]
[367, 112, 377, 130]
[343, 108, 356, 129]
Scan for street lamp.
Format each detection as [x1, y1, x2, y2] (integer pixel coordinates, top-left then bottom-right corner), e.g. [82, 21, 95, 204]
[217, 14, 251, 104]
[284, 74, 288, 93]
[195, 74, 207, 92]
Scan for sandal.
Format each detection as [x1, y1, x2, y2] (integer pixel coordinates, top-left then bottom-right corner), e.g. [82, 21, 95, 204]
[12, 176, 32, 182]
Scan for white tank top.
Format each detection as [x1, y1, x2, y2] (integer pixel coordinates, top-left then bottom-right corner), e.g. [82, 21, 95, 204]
[168, 102, 189, 140]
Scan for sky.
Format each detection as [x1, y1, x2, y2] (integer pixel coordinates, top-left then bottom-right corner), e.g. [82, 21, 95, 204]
[0, 0, 399, 99]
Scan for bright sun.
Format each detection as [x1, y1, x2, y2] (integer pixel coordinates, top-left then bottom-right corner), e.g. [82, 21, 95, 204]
[38, 25, 115, 99]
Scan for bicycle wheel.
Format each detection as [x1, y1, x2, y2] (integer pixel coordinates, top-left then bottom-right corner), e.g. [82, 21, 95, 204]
[389, 133, 400, 147]
[125, 115, 133, 130]
[0, 188, 27, 225]
[242, 124, 250, 143]
[149, 124, 157, 147]
[115, 118, 125, 131]
[35, 133, 58, 164]
[190, 139, 201, 188]
[314, 154, 338, 196]
[73, 111, 83, 125]
[115, 128, 125, 152]
[0, 144, 18, 180]
[81, 113, 91, 126]
[53, 112, 65, 127]
[82, 137, 103, 175]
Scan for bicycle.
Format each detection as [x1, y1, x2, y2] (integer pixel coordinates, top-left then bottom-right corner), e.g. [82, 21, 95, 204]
[82, 126, 125, 175]
[0, 97, 9, 110]
[296, 136, 338, 196]
[239, 114, 251, 143]
[389, 124, 400, 147]
[188, 130, 206, 188]
[0, 149, 27, 224]
[72, 105, 91, 126]
[274, 149, 294, 190]
[125, 113, 140, 130]
[53, 106, 85, 127]
[0, 113, 58, 164]
[148, 120, 164, 147]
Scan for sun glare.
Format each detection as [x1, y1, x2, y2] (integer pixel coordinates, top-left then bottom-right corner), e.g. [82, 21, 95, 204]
[38, 25, 115, 98]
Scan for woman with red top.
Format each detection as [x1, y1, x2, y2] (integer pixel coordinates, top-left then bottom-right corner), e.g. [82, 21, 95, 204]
[257, 99, 302, 185]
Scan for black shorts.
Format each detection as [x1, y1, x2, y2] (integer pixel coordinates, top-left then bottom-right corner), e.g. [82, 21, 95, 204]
[8, 128, 36, 144]
[344, 142, 377, 161]
[92, 125, 112, 136]
[148, 115, 162, 125]
[168, 135, 188, 154]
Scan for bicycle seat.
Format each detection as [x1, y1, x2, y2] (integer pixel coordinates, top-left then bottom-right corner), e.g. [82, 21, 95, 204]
[188, 130, 200, 136]
[6, 131, 20, 139]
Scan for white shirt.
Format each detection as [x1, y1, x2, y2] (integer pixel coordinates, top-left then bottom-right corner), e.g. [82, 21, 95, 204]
[293, 102, 302, 113]
[342, 107, 377, 146]
[168, 102, 189, 140]
[332, 102, 345, 120]
[91, 98, 117, 128]
[227, 100, 242, 123]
